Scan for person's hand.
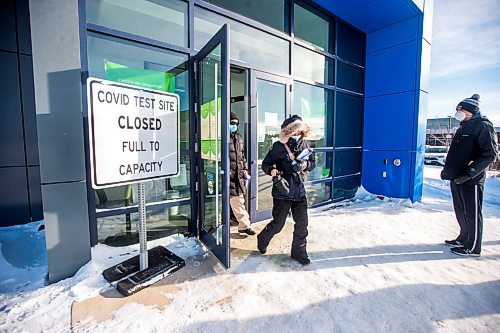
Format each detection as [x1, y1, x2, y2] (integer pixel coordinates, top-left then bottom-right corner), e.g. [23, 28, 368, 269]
[292, 160, 308, 173]
[453, 174, 471, 185]
[242, 170, 249, 178]
[270, 169, 279, 177]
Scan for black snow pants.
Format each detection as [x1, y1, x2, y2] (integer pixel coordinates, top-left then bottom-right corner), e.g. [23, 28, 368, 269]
[450, 181, 484, 254]
[258, 197, 309, 259]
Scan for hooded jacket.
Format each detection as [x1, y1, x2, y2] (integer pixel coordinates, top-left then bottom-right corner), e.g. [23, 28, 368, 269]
[261, 116, 316, 200]
[441, 113, 498, 185]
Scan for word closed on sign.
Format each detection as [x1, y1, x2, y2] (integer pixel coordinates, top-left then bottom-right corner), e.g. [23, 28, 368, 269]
[87, 78, 180, 189]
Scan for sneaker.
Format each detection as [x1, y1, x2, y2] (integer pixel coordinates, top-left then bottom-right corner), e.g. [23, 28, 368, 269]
[291, 255, 311, 266]
[238, 228, 256, 236]
[444, 239, 463, 247]
[450, 247, 480, 257]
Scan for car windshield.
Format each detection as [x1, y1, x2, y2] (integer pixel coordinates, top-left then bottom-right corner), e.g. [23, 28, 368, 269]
[426, 147, 447, 153]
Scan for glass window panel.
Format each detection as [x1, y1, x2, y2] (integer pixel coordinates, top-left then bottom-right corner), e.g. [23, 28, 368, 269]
[97, 204, 191, 246]
[307, 151, 332, 181]
[293, 81, 333, 147]
[194, 7, 289, 74]
[337, 62, 364, 93]
[294, 3, 330, 52]
[337, 22, 365, 65]
[204, 0, 287, 31]
[293, 44, 333, 84]
[87, 33, 191, 209]
[86, 0, 188, 48]
[256, 79, 286, 212]
[305, 182, 331, 206]
[334, 149, 361, 177]
[333, 176, 360, 200]
[335, 92, 363, 148]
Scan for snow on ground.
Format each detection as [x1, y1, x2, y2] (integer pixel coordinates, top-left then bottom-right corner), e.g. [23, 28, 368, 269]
[1, 166, 499, 333]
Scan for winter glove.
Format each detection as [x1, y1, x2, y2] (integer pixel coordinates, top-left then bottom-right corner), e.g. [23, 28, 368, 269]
[272, 174, 290, 195]
[453, 174, 472, 185]
[292, 160, 308, 173]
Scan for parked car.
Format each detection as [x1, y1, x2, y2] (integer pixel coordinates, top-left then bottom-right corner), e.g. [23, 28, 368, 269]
[424, 146, 447, 166]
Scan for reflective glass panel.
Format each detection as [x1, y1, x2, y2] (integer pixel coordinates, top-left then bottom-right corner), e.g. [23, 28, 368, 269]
[337, 62, 364, 93]
[337, 21, 365, 65]
[293, 81, 332, 147]
[306, 151, 332, 181]
[333, 176, 360, 200]
[335, 92, 363, 148]
[293, 44, 332, 84]
[256, 79, 286, 212]
[97, 204, 191, 246]
[304, 182, 331, 206]
[199, 44, 223, 239]
[334, 149, 361, 177]
[294, 3, 330, 52]
[204, 0, 287, 31]
[86, 0, 188, 47]
[87, 33, 191, 209]
[194, 7, 289, 74]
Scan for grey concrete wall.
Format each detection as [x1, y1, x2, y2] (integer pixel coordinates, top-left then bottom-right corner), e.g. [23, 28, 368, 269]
[29, 0, 91, 283]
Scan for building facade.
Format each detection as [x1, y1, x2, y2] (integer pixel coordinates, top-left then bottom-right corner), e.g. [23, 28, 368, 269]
[0, 0, 433, 282]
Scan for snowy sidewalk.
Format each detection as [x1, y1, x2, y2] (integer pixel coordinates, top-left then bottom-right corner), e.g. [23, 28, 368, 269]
[1, 166, 499, 333]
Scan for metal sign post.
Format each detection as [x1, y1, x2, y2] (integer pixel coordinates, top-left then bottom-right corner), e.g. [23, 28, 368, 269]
[138, 182, 148, 270]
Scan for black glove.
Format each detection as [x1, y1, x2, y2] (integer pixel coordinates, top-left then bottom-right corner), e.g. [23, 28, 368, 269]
[453, 174, 472, 185]
[292, 160, 308, 173]
[272, 175, 290, 195]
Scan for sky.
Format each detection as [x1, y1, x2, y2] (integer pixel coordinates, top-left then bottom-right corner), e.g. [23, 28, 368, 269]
[428, 0, 500, 127]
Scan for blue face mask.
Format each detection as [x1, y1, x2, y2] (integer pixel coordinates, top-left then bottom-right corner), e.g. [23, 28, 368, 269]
[291, 135, 301, 141]
[229, 124, 238, 133]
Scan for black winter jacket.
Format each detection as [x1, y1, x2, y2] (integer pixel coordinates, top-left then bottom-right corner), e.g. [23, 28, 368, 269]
[229, 131, 248, 196]
[262, 138, 316, 200]
[441, 114, 498, 185]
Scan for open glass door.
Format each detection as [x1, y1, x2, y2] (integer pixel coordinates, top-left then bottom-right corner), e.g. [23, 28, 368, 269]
[249, 71, 290, 222]
[196, 25, 230, 268]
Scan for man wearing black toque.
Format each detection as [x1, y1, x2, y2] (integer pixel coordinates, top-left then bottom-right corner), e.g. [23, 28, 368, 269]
[257, 115, 316, 265]
[441, 94, 498, 256]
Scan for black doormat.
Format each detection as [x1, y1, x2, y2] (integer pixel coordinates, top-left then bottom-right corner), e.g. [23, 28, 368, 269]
[102, 246, 185, 296]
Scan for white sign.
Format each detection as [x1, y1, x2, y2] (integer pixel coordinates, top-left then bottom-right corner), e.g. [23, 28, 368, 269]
[87, 78, 180, 189]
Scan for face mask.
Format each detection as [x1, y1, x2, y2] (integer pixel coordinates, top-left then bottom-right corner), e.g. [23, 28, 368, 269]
[291, 135, 301, 141]
[229, 124, 238, 133]
[454, 111, 466, 121]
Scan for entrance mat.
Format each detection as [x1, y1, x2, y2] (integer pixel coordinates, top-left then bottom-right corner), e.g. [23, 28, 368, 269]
[102, 246, 185, 296]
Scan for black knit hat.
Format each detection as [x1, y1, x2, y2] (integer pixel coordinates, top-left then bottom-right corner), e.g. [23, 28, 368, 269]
[230, 112, 239, 122]
[281, 114, 302, 129]
[458, 94, 480, 114]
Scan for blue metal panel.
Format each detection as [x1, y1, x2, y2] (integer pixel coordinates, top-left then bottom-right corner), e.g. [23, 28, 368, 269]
[366, 16, 419, 54]
[362, 150, 411, 198]
[365, 40, 418, 97]
[310, 0, 418, 33]
[364, 91, 415, 151]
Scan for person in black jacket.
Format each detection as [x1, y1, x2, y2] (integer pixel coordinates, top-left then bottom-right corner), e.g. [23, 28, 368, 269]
[229, 112, 255, 236]
[441, 94, 498, 256]
[257, 115, 316, 265]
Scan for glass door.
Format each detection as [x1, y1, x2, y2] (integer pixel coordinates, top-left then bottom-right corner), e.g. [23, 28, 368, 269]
[196, 25, 230, 268]
[248, 71, 290, 222]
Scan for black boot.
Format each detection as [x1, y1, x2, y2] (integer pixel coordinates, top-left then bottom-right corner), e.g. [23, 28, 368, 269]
[257, 233, 267, 254]
[291, 255, 310, 265]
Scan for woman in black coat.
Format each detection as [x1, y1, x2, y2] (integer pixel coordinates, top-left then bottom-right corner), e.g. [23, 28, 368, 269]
[257, 115, 315, 265]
